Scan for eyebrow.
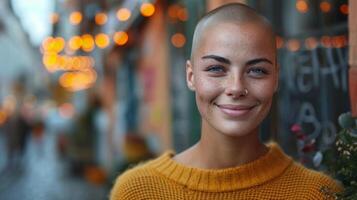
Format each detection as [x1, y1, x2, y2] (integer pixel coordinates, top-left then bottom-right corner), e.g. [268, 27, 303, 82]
[201, 54, 273, 65]
[201, 55, 231, 64]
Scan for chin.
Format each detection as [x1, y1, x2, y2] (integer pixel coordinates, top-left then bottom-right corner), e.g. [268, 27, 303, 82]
[215, 122, 259, 138]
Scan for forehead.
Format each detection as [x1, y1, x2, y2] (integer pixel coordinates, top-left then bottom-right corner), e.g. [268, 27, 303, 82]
[195, 22, 275, 61]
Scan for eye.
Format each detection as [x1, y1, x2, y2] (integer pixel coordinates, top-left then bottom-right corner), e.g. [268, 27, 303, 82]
[247, 67, 269, 77]
[205, 65, 226, 73]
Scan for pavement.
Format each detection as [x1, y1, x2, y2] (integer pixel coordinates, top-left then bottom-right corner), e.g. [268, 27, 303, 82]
[0, 131, 109, 200]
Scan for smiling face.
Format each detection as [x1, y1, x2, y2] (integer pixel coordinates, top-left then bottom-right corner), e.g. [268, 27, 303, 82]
[186, 22, 278, 138]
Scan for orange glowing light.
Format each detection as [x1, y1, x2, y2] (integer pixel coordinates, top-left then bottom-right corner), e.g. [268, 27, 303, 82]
[116, 8, 131, 21]
[54, 37, 65, 53]
[51, 13, 59, 24]
[320, 36, 332, 48]
[305, 37, 318, 49]
[171, 33, 186, 48]
[95, 12, 108, 25]
[59, 69, 97, 91]
[140, 3, 155, 17]
[296, 0, 309, 13]
[42, 37, 55, 52]
[81, 34, 95, 52]
[95, 33, 110, 49]
[276, 36, 284, 49]
[113, 31, 129, 46]
[177, 7, 188, 21]
[287, 39, 301, 52]
[43, 53, 59, 72]
[331, 36, 345, 48]
[340, 4, 348, 15]
[320, 1, 331, 13]
[168, 5, 180, 19]
[69, 11, 83, 25]
[69, 36, 83, 51]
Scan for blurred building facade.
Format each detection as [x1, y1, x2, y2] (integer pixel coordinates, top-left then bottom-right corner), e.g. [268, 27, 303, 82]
[0, 0, 351, 185]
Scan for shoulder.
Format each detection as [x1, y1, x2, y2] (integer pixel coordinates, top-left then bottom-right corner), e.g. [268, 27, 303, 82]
[283, 162, 342, 198]
[109, 154, 171, 200]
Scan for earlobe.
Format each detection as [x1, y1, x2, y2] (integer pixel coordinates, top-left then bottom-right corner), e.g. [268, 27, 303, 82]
[186, 60, 195, 91]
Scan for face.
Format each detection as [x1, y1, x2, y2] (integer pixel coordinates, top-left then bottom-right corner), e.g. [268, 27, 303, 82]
[186, 22, 278, 138]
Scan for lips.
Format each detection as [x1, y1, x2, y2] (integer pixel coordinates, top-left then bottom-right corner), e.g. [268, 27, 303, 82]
[215, 103, 256, 117]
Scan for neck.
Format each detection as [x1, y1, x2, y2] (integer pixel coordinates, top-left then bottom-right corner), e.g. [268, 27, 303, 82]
[177, 124, 268, 169]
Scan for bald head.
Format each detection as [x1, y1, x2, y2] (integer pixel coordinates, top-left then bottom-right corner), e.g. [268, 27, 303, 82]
[190, 3, 276, 61]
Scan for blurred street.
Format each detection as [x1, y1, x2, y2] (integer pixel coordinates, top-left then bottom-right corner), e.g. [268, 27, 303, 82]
[0, 130, 108, 200]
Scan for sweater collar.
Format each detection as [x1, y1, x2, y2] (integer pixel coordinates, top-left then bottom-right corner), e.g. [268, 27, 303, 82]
[149, 143, 292, 192]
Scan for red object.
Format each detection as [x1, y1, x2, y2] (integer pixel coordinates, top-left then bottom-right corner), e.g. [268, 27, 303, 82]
[302, 143, 315, 153]
[290, 124, 302, 133]
[349, 67, 357, 117]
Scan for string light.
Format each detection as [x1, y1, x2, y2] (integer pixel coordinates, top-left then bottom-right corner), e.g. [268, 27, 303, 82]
[305, 37, 318, 50]
[320, 36, 332, 48]
[95, 12, 108, 25]
[171, 33, 186, 48]
[117, 8, 131, 21]
[177, 7, 188, 21]
[113, 31, 129, 46]
[81, 34, 95, 52]
[68, 36, 83, 51]
[69, 11, 82, 25]
[320, 1, 331, 13]
[140, 3, 155, 17]
[296, 0, 309, 13]
[95, 33, 110, 49]
[340, 4, 348, 15]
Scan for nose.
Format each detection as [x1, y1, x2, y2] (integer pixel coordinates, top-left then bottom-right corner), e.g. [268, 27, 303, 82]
[225, 73, 247, 98]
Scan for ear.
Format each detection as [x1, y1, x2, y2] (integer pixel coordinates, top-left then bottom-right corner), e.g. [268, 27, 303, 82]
[186, 60, 195, 91]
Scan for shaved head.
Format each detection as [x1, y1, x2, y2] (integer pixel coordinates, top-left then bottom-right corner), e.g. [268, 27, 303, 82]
[190, 3, 276, 61]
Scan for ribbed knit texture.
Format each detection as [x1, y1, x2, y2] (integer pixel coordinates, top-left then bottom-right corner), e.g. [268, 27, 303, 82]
[110, 143, 342, 199]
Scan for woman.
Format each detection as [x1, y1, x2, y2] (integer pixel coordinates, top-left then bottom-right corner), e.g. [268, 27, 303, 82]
[110, 3, 341, 199]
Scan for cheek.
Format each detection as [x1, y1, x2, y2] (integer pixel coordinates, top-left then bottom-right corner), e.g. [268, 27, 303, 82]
[250, 81, 276, 102]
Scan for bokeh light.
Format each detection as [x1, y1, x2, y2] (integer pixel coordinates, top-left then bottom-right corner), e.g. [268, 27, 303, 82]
[81, 34, 95, 52]
[177, 7, 188, 21]
[320, 1, 331, 13]
[320, 36, 332, 48]
[296, 0, 309, 13]
[69, 11, 83, 25]
[113, 31, 129, 46]
[340, 4, 348, 15]
[95, 33, 110, 49]
[68, 36, 83, 51]
[95, 12, 108, 25]
[140, 3, 155, 17]
[171, 33, 186, 48]
[304, 37, 318, 49]
[116, 8, 131, 21]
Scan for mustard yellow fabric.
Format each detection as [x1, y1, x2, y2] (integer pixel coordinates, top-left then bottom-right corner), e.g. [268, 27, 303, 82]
[110, 143, 341, 199]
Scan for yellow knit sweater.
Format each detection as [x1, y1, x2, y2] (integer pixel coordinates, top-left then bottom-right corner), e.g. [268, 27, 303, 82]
[110, 143, 341, 199]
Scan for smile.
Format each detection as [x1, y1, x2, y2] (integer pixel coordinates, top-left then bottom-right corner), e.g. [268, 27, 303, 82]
[215, 103, 256, 118]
